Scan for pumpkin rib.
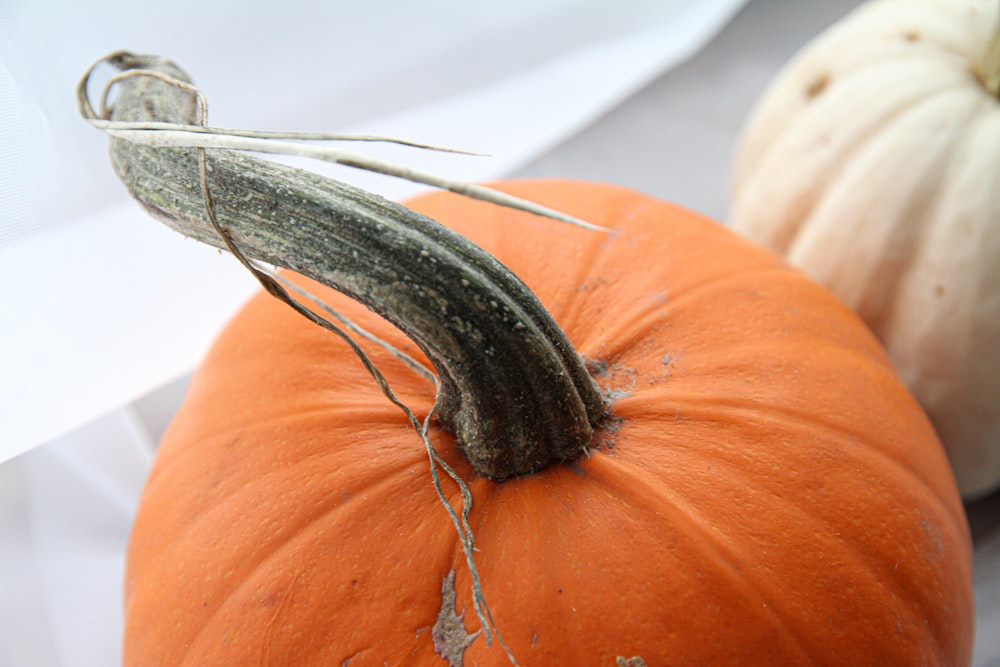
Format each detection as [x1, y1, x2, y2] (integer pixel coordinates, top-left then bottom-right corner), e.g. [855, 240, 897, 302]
[143, 443, 397, 585]
[876, 104, 1000, 491]
[585, 455, 829, 664]
[883, 86, 992, 279]
[780, 91, 987, 343]
[899, 90, 999, 292]
[463, 453, 824, 664]
[650, 391, 956, 512]
[735, 67, 967, 253]
[660, 391, 967, 551]
[734, 70, 984, 241]
[639, 264, 791, 317]
[532, 221, 616, 344]
[876, 0, 1000, 61]
[572, 265, 797, 369]
[598, 408, 965, 665]
[733, 45, 964, 178]
[160, 451, 447, 665]
[841, 47, 970, 77]
[254, 568, 308, 667]
[614, 378, 965, 545]
[143, 399, 424, 501]
[784, 82, 984, 294]
[881, 93, 994, 329]
[128, 418, 437, 591]
[451, 476, 581, 663]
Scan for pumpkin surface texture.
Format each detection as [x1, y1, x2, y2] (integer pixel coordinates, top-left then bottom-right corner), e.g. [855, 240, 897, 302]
[730, 0, 1000, 499]
[123, 179, 974, 666]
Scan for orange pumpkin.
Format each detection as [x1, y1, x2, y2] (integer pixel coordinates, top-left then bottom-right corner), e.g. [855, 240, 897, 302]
[123, 180, 974, 665]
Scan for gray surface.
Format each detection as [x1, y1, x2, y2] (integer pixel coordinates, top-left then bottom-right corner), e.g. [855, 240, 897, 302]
[515, 0, 866, 223]
[514, 1, 1000, 664]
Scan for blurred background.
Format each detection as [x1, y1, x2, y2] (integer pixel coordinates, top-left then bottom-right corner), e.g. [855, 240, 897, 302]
[2, 1, 997, 665]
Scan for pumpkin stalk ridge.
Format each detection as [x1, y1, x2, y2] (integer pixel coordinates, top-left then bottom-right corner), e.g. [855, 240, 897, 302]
[91, 52, 606, 481]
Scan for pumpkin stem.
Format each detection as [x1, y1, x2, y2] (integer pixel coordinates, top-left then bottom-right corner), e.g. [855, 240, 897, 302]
[976, 14, 1000, 97]
[87, 52, 606, 481]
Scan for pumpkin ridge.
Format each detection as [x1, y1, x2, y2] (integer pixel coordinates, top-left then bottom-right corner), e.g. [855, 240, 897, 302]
[736, 67, 973, 252]
[594, 419, 964, 665]
[787, 84, 986, 328]
[538, 219, 622, 340]
[897, 90, 998, 272]
[145, 402, 428, 496]
[719, 391, 958, 524]
[870, 1, 999, 65]
[645, 264, 791, 315]
[572, 263, 799, 370]
[604, 384, 955, 536]
[133, 421, 443, 584]
[770, 0, 990, 90]
[735, 57, 954, 173]
[792, 1, 980, 71]
[872, 103, 1000, 496]
[156, 454, 449, 664]
[841, 47, 975, 78]
[876, 93, 996, 326]
[780, 77, 970, 220]
[255, 569, 305, 667]
[585, 456, 823, 664]
[660, 390, 959, 517]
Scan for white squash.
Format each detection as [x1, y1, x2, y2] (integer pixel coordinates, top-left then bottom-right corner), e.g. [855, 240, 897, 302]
[730, 0, 1000, 499]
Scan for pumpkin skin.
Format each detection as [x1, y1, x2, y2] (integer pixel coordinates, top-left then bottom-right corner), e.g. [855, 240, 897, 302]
[730, 0, 1000, 499]
[124, 180, 973, 666]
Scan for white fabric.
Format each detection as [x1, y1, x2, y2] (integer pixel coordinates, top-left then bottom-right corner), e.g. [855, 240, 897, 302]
[1, 410, 153, 667]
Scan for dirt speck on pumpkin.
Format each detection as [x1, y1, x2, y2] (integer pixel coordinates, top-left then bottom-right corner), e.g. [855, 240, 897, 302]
[805, 72, 830, 99]
[340, 649, 366, 666]
[585, 357, 610, 378]
[433, 570, 480, 666]
[616, 657, 648, 667]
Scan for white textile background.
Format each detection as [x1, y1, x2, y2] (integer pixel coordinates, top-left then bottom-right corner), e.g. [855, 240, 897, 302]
[2, 1, 999, 666]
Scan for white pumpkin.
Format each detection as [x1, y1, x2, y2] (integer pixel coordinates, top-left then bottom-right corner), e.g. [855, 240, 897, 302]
[730, 0, 1000, 499]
